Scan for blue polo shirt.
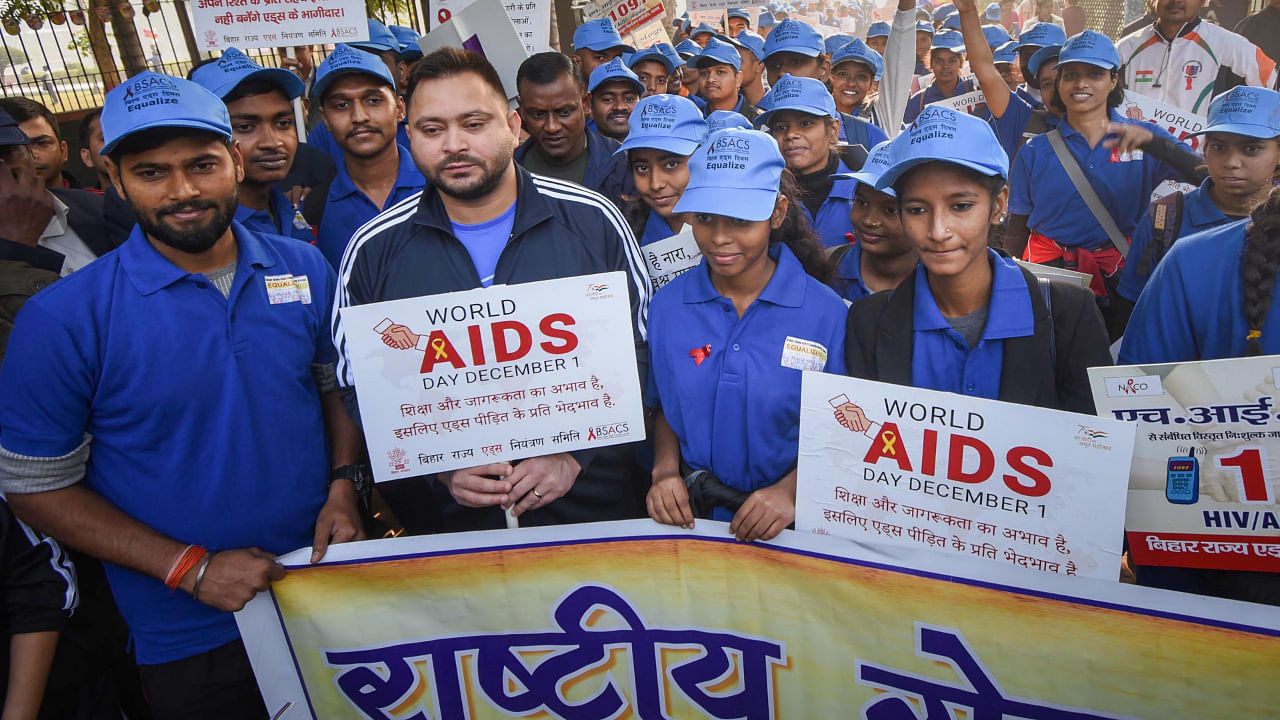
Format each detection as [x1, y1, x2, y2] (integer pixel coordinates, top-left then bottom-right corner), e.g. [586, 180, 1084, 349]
[0, 223, 334, 665]
[646, 243, 848, 519]
[1014, 85, 1043, 110]
[837, 113, 890, 148]
[804, 156, 857, 248]
[235, 186, 315, 243]
[1009, 110, 1188, 250]
[316, 144, 426, 269]
[902, 76, 980, 125]
[640, 208, 681, 247]
[1120, 219, 1271, 363]
[835, 240, 873, 301]
[1117, 179, 1239, 302]
[306, 119, 411, 165]
[987, 92, 1054, 164]
[911, 250, 1034, 398]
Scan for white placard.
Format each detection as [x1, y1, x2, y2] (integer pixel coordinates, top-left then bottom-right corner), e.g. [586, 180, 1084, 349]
[641, 227, 701, 291]
[430, 0, 549, 54]
[584, 0, 666, 36]
[689, 0, 765, 11]
[190, 0, 368, 50]
[419, 0, 533, 98]
[1121, 90, 1207, 153]
[339, 272, 645, 480]
[796, 372, 1135, 580]
[626, 18, 671, 49]
[927, 88, 988, 115]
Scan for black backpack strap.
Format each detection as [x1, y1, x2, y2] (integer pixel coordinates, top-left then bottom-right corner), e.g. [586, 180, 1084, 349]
[1038, 276, 1056, 371]
[1020, 110, 1049, 147]
[1135, 191, 1184, 277]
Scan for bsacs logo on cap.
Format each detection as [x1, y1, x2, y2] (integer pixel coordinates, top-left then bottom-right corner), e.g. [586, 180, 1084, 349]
[712, 134, 753, 152]
[123, 75, 180, 111]
[643, 102, 678, 116]
[910, 107, 958, 143]
[1103, 375, 1164, 397]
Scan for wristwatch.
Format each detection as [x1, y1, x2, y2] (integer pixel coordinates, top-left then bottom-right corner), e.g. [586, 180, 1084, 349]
[329, 463, 372, 513]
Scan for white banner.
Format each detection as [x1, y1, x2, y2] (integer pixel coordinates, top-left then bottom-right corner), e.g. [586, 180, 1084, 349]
[689, 0, 765, 11]
[338, 272, 645, 480]
[1121, 90, 1207, 153]
[190, 0, 368, 50]
[641, 227, 701, 291]
[430, 0, 549, 53]
[625, 18, 671, 49]
[796, 372, 1136, 580]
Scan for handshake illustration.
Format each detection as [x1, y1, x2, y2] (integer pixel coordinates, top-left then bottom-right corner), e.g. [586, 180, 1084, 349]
[373, 318, 423, 351]
[830, 393, 873, 433]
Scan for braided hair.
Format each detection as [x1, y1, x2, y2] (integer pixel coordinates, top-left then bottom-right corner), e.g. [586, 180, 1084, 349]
[1240, 186, 1280, 356]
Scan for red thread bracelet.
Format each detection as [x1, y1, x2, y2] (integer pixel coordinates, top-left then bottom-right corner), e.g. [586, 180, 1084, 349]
[164, 545, 208, 591]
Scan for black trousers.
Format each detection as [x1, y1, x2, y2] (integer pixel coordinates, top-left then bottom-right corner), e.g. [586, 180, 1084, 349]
[138, 640, 267, 720]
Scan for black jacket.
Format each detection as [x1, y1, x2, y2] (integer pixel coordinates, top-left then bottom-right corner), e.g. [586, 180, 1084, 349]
[334, 166, 651, 531]
[845, 265, 1112, 415]
[514, 130, 634, 212]
[0, 188, 117, 273]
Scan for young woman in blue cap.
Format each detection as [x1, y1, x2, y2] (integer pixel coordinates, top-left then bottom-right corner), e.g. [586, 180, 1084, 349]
[902, 30, 978, 124]
[757, 74, 868, 248]
[1006, 30, 1203, 340]
[845, 108, 1111, 414]
[832, 140, 918, 302]
[617, 94, 709, 246]
[645, 128, 845, 541]
[1119, 86, 1280, 304]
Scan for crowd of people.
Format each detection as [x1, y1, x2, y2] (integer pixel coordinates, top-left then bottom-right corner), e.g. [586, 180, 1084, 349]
[0, 0, 1278, 716]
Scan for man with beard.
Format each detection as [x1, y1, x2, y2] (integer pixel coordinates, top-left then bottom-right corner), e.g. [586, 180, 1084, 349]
[312, 44, 426, 269]
[333, 47, 650, 534]
[0, 72, 364, 719]
[192, 47, 316, 242]
[515, 51, 632, 210]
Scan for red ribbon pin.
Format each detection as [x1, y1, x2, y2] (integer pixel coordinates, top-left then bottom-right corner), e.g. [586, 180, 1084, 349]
[689, 345, 712, 366]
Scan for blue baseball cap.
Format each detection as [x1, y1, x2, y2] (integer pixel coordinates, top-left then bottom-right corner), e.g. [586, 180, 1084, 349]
[691, 22, 718, 39]
[1027, 44, 1061, 77]
[675, 128, 784, 221]
[1017, 21, 1066, 50]
[351, 19, 398, 53]
[191, 47, 304, 101]
[390, 25, 423, 60]
[100, 71, 231, 156]
[630, 46, 677, 73]
[675, 39, 701, 58]
[916, 20, 936, 35]
[734, 30, 765, 62]
[727, 7, 751, 23]
[0, 107, 28, 146]
[312, 43, 396, 102]
[993, 40, 1019, 66]
[866, 20, 891, 38]
[706, 109, 752, 132]
[693, 37, 742, 72]
[589, 56, 643, 93]
[574, 18, 634, 52]
[762, 19, 824, 59]
[941, 13, 961, 30]
[617, 94, 708, 155]
[982, 23, 1011, 49]
[825, 33, 856, 55]
[1188, 87, 1280, 139]
[933, 4, 956, 23]
[655, 42, 686, 68]
[876, 106, 1009, 190]
[1057, 30, 1120, 71]
[832, 38, 884, 81]
[832, 139, 896, 197]
[930, 29, 965, 53]
[984, 3, 1001, 21]
[758, 10, 777, 28]
[756, 74, 838, 127]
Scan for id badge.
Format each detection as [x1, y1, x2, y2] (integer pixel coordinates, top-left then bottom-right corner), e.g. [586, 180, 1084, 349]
[1165, 456, 1199, 505]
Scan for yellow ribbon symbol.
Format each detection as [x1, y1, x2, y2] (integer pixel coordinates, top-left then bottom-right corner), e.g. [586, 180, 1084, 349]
[431, 337, 449, 360]
[880, 430, 898, 456]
